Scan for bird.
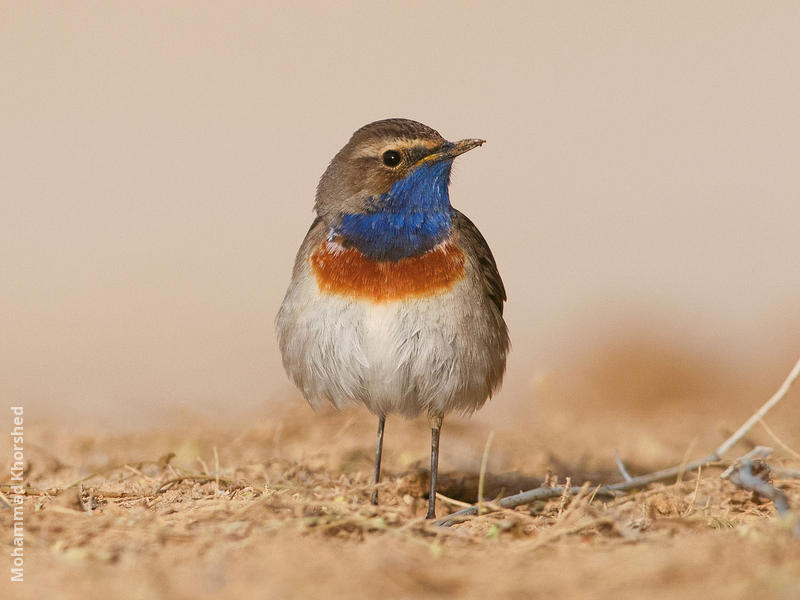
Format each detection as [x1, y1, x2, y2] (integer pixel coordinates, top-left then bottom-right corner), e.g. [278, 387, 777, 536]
[276, 118, 509, 519]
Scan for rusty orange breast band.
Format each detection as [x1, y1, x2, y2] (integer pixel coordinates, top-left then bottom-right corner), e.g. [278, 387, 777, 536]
[310, 240, 466, 302]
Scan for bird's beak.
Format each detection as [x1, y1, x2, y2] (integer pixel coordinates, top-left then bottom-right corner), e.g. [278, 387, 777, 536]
[417, 138, 486, 165]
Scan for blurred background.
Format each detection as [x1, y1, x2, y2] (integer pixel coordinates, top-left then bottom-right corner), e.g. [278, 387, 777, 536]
[1, 1, 798, 436]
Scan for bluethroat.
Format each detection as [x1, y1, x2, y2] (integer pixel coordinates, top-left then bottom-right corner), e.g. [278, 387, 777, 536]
[276, 119, 509, 518]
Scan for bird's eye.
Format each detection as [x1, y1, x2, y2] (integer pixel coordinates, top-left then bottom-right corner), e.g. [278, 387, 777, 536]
[382, 150, 402, 167]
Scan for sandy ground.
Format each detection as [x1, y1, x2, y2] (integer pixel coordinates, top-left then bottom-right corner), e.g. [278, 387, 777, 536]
[3, 349, 800, 600]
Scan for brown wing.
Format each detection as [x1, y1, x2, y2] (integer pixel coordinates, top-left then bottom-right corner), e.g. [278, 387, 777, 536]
[289, 215, 325, 278]
[452, 210, 506, 315]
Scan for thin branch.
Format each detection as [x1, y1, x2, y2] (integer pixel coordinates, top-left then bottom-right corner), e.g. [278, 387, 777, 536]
[727, 460, 798, 539]
[731, 462, 787, 513]
[435, 492, 472, 509]
[435, 456, 722, 526]
[715, 356, 800, 457]
[436, 355, 800, 527]
[683, 466, 703, 517]
[477, 431, 495, 515]
[614, 451, 633, 482]
[675, 438, 698, 486]
[720, 446, 772, 479]
[758, 418, 800, 460]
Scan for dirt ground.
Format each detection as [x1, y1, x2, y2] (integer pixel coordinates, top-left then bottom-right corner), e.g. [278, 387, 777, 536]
[3, 347, 800, 600]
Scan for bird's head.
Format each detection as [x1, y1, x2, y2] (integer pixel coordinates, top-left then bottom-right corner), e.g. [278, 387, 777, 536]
[314, 118, 484, 260]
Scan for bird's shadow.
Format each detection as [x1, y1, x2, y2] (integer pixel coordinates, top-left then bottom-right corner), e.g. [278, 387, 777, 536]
[435, 465, 623, 504]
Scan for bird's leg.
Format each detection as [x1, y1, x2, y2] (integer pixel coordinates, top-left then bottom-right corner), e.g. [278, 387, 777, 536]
[370, 415, 386, 505]
[426, 414, 443, 519]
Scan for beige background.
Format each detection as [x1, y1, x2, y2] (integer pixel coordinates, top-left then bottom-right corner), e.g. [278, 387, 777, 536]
[2, 2, 799, 428]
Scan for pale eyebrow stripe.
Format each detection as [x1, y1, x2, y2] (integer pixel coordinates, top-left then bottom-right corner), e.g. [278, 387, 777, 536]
[351, 138, 441, 159]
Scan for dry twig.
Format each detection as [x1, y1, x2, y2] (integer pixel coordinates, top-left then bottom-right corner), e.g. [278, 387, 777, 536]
[614, 451, 633, 483]
[726, 459, 800, 537]
[436, 356, 800, 527]
[477, 431, 495, 515]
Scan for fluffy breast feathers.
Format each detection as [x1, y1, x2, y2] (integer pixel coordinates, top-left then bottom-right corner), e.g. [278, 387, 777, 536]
[310, 239, 466, 302]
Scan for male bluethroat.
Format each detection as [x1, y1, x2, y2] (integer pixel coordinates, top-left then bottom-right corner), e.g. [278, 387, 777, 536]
[276, 119, 509, 518]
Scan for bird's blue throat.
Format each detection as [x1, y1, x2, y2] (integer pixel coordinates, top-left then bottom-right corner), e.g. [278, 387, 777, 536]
[335, 160, 454, 261]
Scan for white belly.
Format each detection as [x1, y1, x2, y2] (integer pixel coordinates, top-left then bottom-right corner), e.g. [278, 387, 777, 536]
[362, 304, 404, 412]
[277, 270, 504, 418]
